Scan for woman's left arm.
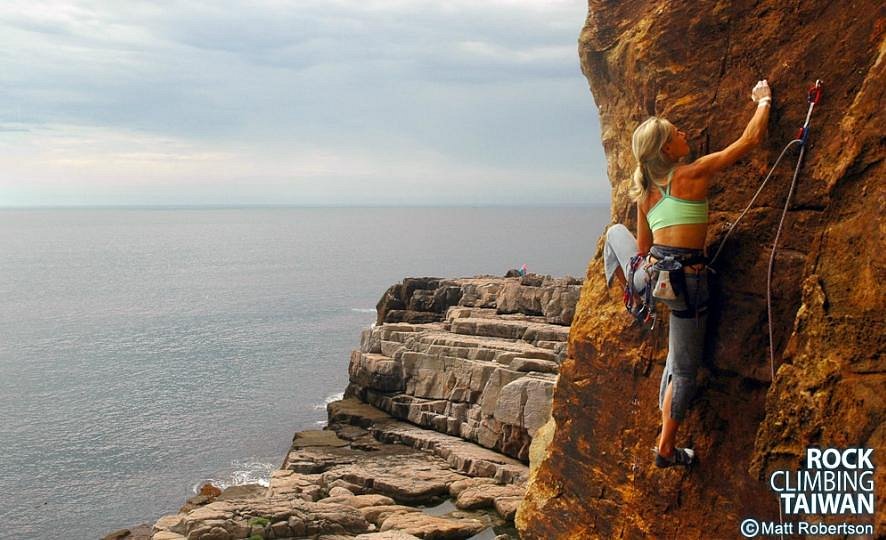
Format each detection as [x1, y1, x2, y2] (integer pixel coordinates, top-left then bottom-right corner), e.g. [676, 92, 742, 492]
[682, 80, 771, 180]
[637, 201, 652, 254]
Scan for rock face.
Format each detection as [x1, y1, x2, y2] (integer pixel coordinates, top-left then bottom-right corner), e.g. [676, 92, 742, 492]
[348, 275, 581, 461]
[518, 2, 884, 539]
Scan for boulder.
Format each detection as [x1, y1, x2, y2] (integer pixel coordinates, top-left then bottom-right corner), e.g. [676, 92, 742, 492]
[454, 484, 524, 510]
[355, 532, 422, 540]
[493, 497, 521, 521]
[328, 486, 355, 497]
[359, 505, 423, 526]
[101, 526, 152, 540]
[496, 282, 543, 316]
[379, 512, 486, 539]
[151, 533, 186, 540]
[510, 357, 559, 374]
[198, 483, 222, 498]
[217, 484, 266, 500]
[447, 477, 499, 498]
[323, 494, 396, 508]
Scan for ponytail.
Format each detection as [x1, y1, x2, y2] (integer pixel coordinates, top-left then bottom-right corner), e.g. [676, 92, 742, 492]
[628, 165, 647, 201]
[629, 117, 677, 202]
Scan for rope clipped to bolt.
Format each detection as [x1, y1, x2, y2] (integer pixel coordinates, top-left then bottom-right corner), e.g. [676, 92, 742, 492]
[707, 80, 823, 384]
[708, 81, 822, 540]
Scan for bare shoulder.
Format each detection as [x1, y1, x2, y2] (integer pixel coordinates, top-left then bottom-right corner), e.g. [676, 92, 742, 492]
[671, 163, 710, 198]
[674, 161, 710, 183]
[673, 162, 712, 190]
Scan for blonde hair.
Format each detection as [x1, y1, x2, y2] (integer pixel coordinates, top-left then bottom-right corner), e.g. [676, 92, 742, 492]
[628, 116, 677, 202]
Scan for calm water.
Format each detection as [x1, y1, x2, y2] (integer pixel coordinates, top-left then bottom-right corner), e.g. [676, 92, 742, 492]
[0, 206, 609, 539]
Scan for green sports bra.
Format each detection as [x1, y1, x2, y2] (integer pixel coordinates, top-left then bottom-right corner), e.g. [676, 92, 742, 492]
[646, 169, 709, 232]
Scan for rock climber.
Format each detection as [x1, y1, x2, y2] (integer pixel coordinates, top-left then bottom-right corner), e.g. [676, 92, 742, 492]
[602, 80, 772, 467]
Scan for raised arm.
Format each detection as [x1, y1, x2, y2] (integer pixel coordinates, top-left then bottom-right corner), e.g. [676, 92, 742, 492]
[683, 80, 772, 180]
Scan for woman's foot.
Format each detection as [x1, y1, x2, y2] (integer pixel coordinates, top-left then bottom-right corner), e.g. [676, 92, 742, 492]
[654, 447, 695, 468]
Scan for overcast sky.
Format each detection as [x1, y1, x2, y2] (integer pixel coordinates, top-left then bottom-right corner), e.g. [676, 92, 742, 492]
[0, 0, 608, 207]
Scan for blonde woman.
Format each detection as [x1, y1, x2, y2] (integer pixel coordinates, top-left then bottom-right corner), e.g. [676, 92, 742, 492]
[603, 80, 772, 468]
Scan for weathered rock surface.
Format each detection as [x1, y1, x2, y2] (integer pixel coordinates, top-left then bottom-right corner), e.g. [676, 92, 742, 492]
[378, 512, 486, 539]
[348, 276, 580, 462]
[102, 525, 152, 540]
[376, 275, 581, 327]
[150, 398, 523, 539]
[324, 398, 530, 486]
[518, 2, 885, 539]
[152, 497, 371, 539]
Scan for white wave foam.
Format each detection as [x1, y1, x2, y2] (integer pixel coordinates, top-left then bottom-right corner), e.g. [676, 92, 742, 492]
[312, 391, 344, 410]
[350, 308, 376, 313]
[191, 460, 275, 494]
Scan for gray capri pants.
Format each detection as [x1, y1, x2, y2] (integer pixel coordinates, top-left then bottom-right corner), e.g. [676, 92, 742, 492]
[603, 224, 708, 422]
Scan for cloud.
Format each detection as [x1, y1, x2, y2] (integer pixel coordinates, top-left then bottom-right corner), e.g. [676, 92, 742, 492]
[0, 0, 608, 206]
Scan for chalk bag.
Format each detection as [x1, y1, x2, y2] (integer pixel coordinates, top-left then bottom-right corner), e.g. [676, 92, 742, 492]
[651, 257, 687, 311]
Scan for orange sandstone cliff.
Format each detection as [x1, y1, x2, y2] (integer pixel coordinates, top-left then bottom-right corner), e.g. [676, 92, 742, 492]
[517, 1, 884, 538]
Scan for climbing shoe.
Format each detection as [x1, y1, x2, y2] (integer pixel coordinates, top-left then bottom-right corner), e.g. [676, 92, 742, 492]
[654, 447, 695, 469]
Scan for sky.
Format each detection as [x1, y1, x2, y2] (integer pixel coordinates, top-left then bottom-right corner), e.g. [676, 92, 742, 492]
[0, 0, 609, 207]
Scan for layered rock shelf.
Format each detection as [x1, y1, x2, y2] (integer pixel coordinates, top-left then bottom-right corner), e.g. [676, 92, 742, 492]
[348, 275, 580, 462]
[134, 274, 581, 540]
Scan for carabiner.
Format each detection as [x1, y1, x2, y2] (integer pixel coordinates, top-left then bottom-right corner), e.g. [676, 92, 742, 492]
[807, 80, 823, 105]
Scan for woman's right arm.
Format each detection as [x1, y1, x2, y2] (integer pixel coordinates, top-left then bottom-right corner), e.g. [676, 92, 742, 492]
[683, 80, 771, 179]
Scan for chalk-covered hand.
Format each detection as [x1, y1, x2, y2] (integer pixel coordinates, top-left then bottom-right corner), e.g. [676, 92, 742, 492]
[752, 79, 771, 106]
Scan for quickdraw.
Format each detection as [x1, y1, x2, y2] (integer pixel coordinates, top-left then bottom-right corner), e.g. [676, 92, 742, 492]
[765, 80, 823, 379]
[796, 80, 823, 144]
[624, 253, 653, 325]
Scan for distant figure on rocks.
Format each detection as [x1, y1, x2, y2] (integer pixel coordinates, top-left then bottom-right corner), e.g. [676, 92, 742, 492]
[602, 80, 772, 468]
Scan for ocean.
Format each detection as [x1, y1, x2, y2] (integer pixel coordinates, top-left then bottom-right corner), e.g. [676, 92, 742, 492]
[0, 206, 609, 539]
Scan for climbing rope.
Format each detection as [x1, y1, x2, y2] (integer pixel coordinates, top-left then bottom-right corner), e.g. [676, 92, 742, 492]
[709, 81, 823, 267]
[707, 139, 802, 266]
[766, 80, 822, 379]
[708, 81, 822, 378]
